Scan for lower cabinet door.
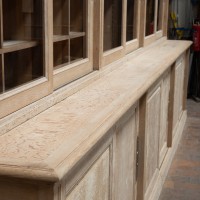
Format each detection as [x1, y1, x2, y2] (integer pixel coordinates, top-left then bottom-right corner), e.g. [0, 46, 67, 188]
[112, 105, 139, 200]
[144, 82, 161, 200]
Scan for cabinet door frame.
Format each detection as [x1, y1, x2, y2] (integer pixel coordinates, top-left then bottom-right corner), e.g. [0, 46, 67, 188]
[52, 0, 94, 89]
[0, 0, 52, 119]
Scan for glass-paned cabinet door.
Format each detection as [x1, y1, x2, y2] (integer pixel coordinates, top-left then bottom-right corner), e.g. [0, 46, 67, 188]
[0, 0, 51, 118]
[53, 0, 93, 89]
[145, 0, 156, 36]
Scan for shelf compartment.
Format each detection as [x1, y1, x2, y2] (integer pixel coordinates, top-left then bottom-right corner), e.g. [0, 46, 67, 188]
[4, 45, 44, 92]
[54, 40, 69, 68]
[70, 37, 86, 63]
[0, 40, 39, 54]
[3, 0, 43, 44]
[70, 0, 85, 32]
[53, 32, 85, 42]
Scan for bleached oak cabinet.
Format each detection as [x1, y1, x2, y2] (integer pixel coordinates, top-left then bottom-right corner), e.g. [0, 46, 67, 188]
[0, 0, 192, 200]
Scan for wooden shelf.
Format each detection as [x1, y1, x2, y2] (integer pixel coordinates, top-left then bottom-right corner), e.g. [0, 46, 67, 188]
[0, 40, 39, 54]
[53, 32, 85, 42]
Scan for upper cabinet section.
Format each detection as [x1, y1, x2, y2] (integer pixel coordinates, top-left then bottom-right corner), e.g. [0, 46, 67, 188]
[0, 0, 169, 118]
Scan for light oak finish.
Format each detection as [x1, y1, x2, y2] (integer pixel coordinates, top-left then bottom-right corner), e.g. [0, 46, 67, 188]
[0, 39, 192, 200]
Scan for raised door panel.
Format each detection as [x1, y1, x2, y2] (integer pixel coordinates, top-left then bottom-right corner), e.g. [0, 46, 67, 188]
[65, 149, 110, 200]
[113, 106, 138, 200]
[159, 72, 170, 167]
[145, 85, 161, 199]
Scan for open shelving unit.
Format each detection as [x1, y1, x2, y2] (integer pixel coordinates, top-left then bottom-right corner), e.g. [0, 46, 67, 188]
[0, 0, 44, 93]
[53, 0, 86, 69]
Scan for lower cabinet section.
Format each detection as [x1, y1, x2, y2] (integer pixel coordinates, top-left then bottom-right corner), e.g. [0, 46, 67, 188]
[0, 50, 189, 200]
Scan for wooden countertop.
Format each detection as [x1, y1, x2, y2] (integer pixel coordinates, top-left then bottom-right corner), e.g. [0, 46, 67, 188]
[0, 39, 192, 182]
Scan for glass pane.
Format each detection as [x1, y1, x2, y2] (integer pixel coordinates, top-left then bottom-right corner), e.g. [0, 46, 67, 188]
[126, 0, 136, 42]
[70, 0, 85, 33]
[157, 0, 162, 31]
[4, 46, 44, 91]
[53, 0, 69, 36]
[70, 37, 86, 63]
[145, 0, 155, 36]
[53, 0, 87, 68]
[54, 40, 69, 68]
[3, 0, 43, 43]
[104, 0, 122, 51]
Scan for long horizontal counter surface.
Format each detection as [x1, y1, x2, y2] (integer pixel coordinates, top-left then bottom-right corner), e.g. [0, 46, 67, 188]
[0, 40, 192, 182]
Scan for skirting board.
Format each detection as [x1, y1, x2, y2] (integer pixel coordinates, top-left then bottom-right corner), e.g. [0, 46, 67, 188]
[147, 110, 187, 200]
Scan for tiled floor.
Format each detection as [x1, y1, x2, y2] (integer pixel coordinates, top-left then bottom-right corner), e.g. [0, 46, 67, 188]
[159, 100, 200, 200]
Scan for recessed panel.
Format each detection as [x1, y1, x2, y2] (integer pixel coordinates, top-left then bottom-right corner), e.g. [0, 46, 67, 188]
[66, 149, 110, 200]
